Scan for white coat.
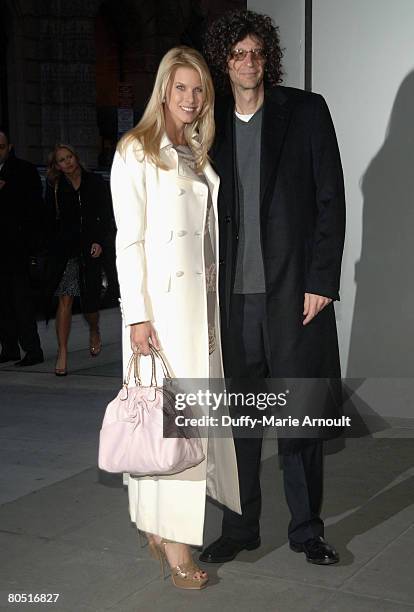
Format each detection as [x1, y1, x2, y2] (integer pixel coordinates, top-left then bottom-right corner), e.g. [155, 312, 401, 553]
[110, 134, 241, 545]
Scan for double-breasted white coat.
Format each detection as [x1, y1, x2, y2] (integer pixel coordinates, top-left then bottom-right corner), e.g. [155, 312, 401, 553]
[110, 134, 241, 545]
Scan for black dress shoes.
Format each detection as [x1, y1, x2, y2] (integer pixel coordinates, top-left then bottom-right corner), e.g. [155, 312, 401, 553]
[15, 351, 44, 367]
[199, 536, 261, 563]
[0, 349, 21, 363]
[290, 536, 339, 565]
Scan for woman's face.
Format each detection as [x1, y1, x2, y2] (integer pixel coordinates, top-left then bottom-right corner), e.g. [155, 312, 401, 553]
[164, 67, 204, 129]
[55, 148, 79, 175]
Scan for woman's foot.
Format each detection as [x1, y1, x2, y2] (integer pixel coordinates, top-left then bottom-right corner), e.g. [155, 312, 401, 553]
[89, 328, 102, 357]
[151, 535, 208, 588]
[55, 350, 67, 376]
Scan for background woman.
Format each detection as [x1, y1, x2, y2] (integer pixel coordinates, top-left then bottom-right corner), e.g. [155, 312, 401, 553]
[110, 46, 240, 590]
[46, 144, 112, 375]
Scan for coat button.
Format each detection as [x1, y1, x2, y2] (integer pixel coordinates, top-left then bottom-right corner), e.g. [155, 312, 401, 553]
[225, 216, 231, 223]
[177, 230, 187, 237]
[194, 230, 202, 236]
[176, 271, 184, 277]
[236, 234, 239, 240]
[219, 259, 224, 265]
[196, 271, 203, 275]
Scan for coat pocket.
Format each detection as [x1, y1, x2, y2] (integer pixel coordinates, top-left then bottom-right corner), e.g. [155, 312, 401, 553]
[148, 265, 171, 294]
[163, 231, 173, 292]
[164, 230, 173, 244]
[164, 271, 171, 292]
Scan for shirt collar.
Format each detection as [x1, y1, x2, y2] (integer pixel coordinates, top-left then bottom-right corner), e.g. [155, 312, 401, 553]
[160, 132, 200, 150]
[160, 133, 173, 150]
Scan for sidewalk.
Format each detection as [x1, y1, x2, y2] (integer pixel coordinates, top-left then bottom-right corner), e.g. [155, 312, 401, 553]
[0, 308, 413, 611]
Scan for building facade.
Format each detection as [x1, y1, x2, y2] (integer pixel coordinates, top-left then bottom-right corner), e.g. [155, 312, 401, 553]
[1, 0, 245, 167]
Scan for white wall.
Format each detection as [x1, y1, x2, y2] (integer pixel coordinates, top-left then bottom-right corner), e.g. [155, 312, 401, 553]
[312, 0, 414, 376]
[247, 0, 305, 88]
[248, 0, 414, 385]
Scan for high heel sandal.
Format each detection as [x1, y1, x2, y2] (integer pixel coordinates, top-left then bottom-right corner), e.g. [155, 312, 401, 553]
[55, 368, 68, 377]
[55, 353, 68, 377]
[89, 329, 102, 357]
[158, 539, 208, 590]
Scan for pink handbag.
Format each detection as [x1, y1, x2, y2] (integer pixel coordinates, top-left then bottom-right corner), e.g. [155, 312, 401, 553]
[98, 346, 205, 475]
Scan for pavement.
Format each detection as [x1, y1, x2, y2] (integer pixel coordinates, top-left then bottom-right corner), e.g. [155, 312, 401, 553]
[0, 307, 413, 612]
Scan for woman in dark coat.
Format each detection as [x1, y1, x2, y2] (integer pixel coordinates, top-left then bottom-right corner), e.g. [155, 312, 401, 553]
[45, 144, 112, 375]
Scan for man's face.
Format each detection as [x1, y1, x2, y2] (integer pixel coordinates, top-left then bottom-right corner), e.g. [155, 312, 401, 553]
[0, 132, 12, 165]
[227, 34, 266, 93]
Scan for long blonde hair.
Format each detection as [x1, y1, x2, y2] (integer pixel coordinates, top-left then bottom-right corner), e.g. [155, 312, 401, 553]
[118, 46, 215, 171]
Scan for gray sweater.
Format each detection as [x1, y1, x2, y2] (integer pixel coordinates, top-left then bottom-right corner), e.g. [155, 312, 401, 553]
[233, 107, 266, 294]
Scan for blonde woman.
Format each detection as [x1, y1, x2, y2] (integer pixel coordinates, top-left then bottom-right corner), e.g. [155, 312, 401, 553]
[45, 144, 112, 375]
[110, 46, 240, 590]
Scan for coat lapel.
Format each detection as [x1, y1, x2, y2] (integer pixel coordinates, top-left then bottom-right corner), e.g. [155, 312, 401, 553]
[161, 132, 213, 186]
[203, 161, 220, 218]
[211, 99, 237, 326]
[212, 100, 236, 217]
[160, 133, 197, 180]
[260, 87, 293, 207]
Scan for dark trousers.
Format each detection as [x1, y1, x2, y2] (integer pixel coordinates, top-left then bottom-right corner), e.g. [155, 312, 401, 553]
[0, 262, 42, 355]
[221, 293, 324, 544]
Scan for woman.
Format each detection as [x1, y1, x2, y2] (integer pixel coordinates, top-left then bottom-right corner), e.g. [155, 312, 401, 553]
[45, 144, 112, 375]
[110, 46, 240, 589]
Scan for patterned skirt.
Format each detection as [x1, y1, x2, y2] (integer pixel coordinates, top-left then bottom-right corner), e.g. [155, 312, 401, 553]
[54, 257, 80, 297]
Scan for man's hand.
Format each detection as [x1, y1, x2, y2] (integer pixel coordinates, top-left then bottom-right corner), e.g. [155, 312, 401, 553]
[130, 321, 160, 356]
[90, 242, 102, 258]
[303, 293, 332, 326]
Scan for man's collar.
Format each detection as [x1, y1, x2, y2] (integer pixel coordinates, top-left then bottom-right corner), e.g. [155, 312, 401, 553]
[217, 85, 287, 110]
[263, 85, 288, 107]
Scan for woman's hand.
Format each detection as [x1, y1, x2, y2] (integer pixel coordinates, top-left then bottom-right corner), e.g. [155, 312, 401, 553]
[90, 243, 102, 258]
[130, 321, 160, 356]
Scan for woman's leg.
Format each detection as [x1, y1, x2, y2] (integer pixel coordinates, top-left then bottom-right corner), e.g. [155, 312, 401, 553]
[55, 296, 74, 370]
[84, 311, 101, 355]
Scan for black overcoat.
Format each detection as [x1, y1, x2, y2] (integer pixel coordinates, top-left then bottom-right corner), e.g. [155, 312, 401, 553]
[0, 154, 44, 266]
[212, 86, 346, 451]
[45, 169, 112, 313]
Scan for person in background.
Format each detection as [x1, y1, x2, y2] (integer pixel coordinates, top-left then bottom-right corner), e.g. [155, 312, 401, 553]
[0, 128, 44, 366]
[45, 144, 112, 376]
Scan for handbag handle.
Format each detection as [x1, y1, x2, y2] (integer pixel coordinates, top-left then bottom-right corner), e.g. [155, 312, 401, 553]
[123, 352, 139, 387]
[123, 345, 172, 389]
[147, 345, 171, 381]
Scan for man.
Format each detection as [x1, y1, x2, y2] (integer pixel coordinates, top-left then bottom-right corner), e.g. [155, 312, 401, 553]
[201, 11, 345, 565]
[0, 128, 44, 366]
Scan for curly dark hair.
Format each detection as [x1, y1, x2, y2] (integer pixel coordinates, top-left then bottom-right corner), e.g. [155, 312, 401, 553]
[203, 10, 284, 93]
